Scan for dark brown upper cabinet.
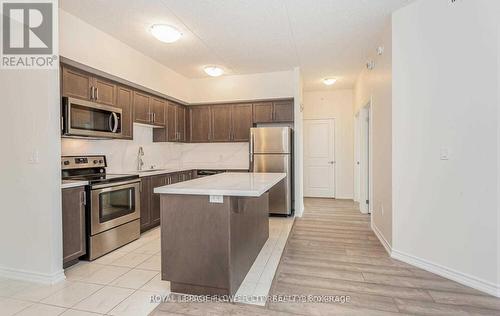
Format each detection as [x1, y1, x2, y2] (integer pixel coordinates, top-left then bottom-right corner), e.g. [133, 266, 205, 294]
[61, 66, 93, 101]
[154, 101, 186, 143]
[231, 103, 253, 142]
[93, 76, 117, 106]
[150, 97, 166, 127]
[133, 92, 166, 127]
[177, 105, 186, 142]
[253, 100, 294, 123]
[189, 106, 211, 143]
[273, 100, 294, 122]
[166, 102, 177, 141]
[253, 102, 273, 123]
[211, 105, 232, 142]
[61, 64, 117, 106]
[117, 86, 134, 140]
[62, 187, 86, 267]
[168, 102, 186, 142]
[190, 103, 253, 143]
[133, 91, 151, 124]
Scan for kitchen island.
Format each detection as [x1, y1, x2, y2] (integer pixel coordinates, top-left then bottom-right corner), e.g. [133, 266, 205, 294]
[154, 172, 286, 296]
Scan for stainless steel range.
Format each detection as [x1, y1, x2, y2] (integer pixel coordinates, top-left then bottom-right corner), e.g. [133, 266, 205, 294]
[62, 155, 141, 260]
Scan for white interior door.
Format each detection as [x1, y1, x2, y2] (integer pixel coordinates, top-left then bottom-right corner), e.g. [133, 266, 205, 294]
[304, 119, 335, 198]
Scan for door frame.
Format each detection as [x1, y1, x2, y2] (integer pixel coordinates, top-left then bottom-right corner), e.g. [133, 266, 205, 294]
[354, 112, 361, 203]
[303, 118, 336, 198]
[356, 101, 373, 214]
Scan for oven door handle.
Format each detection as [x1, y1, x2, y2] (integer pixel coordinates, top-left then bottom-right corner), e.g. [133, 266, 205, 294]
[91, 179, 140, 190]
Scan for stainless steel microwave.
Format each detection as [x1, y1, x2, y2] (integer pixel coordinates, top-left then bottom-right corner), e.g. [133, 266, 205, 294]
[62, 97, 122, 139]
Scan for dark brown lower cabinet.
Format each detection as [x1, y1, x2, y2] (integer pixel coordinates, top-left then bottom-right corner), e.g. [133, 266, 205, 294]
[140, 177, 152, 232]
[62, 187, 86, 268]
[141, 171, 191, 233]
[150, 175, 167, 228]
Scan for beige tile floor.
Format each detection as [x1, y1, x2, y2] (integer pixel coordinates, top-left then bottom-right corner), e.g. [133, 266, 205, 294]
[0, 216, 294, 316]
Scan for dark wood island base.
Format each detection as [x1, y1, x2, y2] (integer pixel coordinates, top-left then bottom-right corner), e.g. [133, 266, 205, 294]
[160, 193, 269, 296]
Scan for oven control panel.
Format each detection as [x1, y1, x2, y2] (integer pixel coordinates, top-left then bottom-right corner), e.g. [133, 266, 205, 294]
[62, 156, 107, 170]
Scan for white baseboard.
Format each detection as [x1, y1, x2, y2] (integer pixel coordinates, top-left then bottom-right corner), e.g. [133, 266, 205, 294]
[0, 266, 66, 285]
[371, 221, 392, 255]
[391, 249, 500, 298]
[335, 195, 354, 200]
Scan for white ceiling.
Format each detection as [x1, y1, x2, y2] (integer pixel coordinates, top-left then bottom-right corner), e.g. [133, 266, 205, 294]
[60, 0, 411, 91]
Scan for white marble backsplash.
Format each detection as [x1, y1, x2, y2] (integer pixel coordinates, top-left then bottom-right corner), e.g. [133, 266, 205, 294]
[61, 124, 249, 173]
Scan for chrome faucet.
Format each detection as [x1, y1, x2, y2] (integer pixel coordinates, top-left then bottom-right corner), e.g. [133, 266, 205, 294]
[137, 146, 144, 171]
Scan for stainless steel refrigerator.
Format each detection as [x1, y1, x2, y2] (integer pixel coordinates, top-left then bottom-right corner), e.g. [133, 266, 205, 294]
[250, 127, 293, 215]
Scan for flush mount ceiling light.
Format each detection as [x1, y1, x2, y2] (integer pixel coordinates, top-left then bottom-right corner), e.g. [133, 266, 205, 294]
[150, 24, 182, 43]
[204, 66, 224, 77]
[323, 78, 337, 86]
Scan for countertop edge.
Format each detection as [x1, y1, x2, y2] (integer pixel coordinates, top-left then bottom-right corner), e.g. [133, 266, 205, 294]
[128, 167, 249, 178]
[61, 181, 88, 189]
[153, 173, 285, 197]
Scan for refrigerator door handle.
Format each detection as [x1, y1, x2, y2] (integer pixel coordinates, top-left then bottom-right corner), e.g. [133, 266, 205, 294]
[250, 132, 254, 163]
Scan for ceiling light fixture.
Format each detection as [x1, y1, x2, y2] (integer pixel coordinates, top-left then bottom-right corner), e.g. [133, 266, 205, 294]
[150, 24, 182, 43]
[323, 78, 337, 86]
[204, 66, 224, 77]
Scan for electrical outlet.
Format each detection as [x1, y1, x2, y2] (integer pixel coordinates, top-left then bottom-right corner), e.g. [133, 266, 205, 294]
[209, 195, 224, 204]
[440, 147, 450, 160]
[28, 150, 39, 164]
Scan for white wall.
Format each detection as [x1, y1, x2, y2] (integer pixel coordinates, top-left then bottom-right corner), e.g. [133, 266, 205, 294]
[0, 69, 63, 283]
[497, 18, 500, 290]
[354, 19, 393, 248]
[190, 70, 295, 103]
[59, 10, 192, 102]
[293, 67, 305, 216]
[392, 0, 499, 296]
[303, 90, 354, 199]
[61, 125, 249, 172]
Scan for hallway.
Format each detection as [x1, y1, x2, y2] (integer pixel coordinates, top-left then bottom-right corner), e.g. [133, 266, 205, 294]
[268, 198, 500, 315]
[153, 198, 500, 315]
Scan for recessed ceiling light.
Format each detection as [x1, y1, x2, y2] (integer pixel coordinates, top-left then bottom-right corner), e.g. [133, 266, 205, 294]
[323, 78, 337, 86]
[150, 24, 182, 43]
[204, 66, 224, 77]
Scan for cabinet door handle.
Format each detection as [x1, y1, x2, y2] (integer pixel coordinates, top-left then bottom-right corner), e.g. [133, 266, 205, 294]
[81, 191, 86, 206]
[95, 87, 99, 100]
[90, 86, 94, 100]
[153, 112, 156, 123]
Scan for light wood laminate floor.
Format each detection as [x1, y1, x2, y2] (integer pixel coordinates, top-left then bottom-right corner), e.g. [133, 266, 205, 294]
[153, 198, 500, 316]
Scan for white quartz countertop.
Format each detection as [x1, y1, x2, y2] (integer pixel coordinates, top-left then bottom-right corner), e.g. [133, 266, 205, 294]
[128, 168, 194, 177]
[61, 180, 88, 189]
[154, 172, 285, 197]
[127, 167, 248, 178]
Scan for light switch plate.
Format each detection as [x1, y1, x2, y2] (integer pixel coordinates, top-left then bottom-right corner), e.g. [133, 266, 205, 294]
[209, 195, 224, 203]
[440, 147, 450, 160]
